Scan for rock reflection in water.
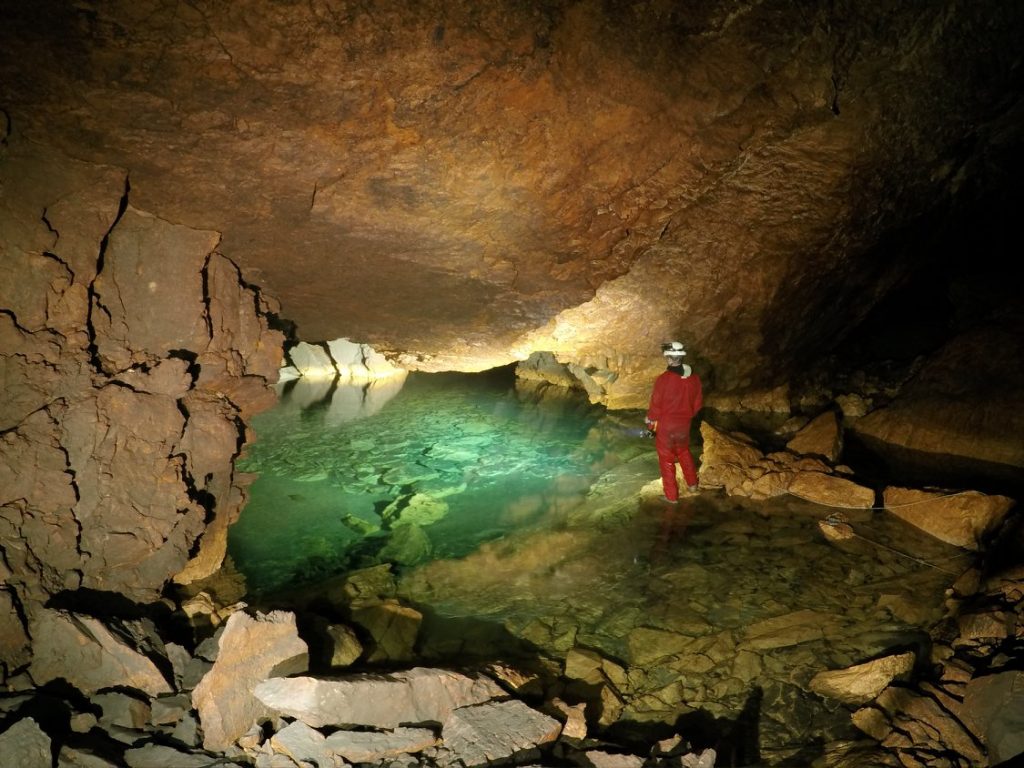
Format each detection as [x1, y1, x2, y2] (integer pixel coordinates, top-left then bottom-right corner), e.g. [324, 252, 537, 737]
[231, 372, 647, 593]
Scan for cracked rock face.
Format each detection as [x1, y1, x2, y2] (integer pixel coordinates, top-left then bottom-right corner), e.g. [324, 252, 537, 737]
[2, 0, 1022, 402]
[0, 137, 283, 615]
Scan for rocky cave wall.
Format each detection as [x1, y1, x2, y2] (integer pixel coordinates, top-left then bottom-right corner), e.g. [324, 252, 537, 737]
[1, 0, 1022, 405]
[0, 132, 283, 671]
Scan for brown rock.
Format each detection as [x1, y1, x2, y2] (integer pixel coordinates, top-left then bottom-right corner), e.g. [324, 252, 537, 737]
[809, 652, 915, 705]
[787, 472, 875, 510]
[29, 610, 172, 696]
[0, 718, 51, 767]
[350, 600, 422, 663]
[322, 726, 438, 764]
[786, 410, 843, 463]
[191, 610, 309, 752]
[884, 486, 1015, 550]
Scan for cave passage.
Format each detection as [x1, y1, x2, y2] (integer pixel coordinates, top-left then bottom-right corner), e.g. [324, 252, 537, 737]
[228, 367, 969, 757]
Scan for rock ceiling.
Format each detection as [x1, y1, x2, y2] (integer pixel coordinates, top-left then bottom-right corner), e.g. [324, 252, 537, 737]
[2, 0, 1023, 404]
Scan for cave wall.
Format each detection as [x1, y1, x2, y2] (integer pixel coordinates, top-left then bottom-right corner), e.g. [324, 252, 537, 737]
[0, 131, 283, 628]
[1, 0, 1022, 406]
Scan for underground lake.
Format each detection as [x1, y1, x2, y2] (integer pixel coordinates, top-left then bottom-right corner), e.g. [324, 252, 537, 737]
[226, 366, 969, 762]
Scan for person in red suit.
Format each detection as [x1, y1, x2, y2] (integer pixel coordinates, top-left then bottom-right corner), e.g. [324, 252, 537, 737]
[646, 341, 703, 502]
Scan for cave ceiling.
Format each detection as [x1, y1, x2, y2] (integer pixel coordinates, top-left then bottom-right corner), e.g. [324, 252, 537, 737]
[2, 0, 1023, 402]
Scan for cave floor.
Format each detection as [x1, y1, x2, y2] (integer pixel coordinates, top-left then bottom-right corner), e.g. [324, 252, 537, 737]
[229, 371, 966, 761]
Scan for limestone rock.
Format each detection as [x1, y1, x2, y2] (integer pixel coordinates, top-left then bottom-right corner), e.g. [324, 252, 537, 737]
[94, 691, 152, 731]
[787, 472, 875, 510]
[852, 316, 1024, 472]
[0, 588, 30, 675]
[883, 486, 1014, 550]
[0, 717, 51, 768]
[92, 207, 216, 373]
[576, 750, 645, 768]
[786, 410, 843, 462]
[322, 726, 438, 763]
[57, 745, 122, 767]
[325, 624, 363, 668]
[29, 610, 172, 696]
[350, 600, 422, 663]
[289, 342, 336, 380]
[442, 700, 561, 767]
[739, 610, 846, 651]
[808, 652, 916, 705]
[549, 698, 587, 740]
[962, 669, 1024, 765]
[268, 721, 340, 768]
[191, 610, 309, 752]
[253, 667, 504, 729]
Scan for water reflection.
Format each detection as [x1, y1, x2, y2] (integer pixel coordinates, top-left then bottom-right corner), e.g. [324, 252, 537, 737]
[231, 370, 648, 593]
[232, 371, 964, 762]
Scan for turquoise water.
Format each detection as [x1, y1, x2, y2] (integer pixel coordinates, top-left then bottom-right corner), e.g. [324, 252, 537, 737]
[229, 368, 966, 761]
[230, 368, 648, 594]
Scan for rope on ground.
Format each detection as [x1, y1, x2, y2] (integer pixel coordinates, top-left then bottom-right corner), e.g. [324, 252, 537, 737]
[819, 512, 966, 574]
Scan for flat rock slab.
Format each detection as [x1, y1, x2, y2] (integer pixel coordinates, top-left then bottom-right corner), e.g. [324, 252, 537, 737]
[323, 726, 438, 763]
[884, 486, 1015, 550]
[192, 610, 308, 752]
[442, 699, 561, 767]
[254, 667, 505, 728]
[809, 652, 916, 705]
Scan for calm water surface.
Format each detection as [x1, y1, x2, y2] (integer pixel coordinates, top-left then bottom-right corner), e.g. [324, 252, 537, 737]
[230, 369, 966, 762]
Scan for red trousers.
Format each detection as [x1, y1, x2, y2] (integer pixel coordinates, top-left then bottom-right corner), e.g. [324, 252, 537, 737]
[656, 422, 697, 501]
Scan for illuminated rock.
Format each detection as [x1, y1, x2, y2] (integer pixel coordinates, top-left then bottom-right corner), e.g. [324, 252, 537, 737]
[322, 727, 438, 764]
[809, 652, 915, 705]
[883, 486, 1014, 550]
[253, 668, 504, 729]
[786, 411, 843, 463]
[191, 610, 309, 752]
[441, 700, 561, 767]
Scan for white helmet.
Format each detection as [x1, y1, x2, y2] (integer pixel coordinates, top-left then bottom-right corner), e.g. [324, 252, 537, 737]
[662, 341, 687, 357]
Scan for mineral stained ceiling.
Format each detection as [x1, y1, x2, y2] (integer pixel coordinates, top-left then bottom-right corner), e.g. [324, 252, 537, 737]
[2, 0, 1023, 404]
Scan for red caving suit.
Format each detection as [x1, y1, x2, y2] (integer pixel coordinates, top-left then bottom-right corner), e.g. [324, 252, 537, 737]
[646, 364, 703, 501]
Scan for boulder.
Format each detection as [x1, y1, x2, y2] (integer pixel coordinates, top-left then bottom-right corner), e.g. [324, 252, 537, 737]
[29, 610, 172, 696]
[808, 652, 916, 705]
[442, 700, 561, 767]
[191, 610, 309, 752]
[94, 691, 152, 731]
[786, 410, 843, 462]
[253, 667, 504, 729]
[962, 670, 1024, 766]
[324, 624, 363, 668]
[289, 342, 336, 379]
[883, 486, 1015, 550]
[0, 717, 51, 768]
[57, 745, 122, 767]
[576, 751, 645, 768]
